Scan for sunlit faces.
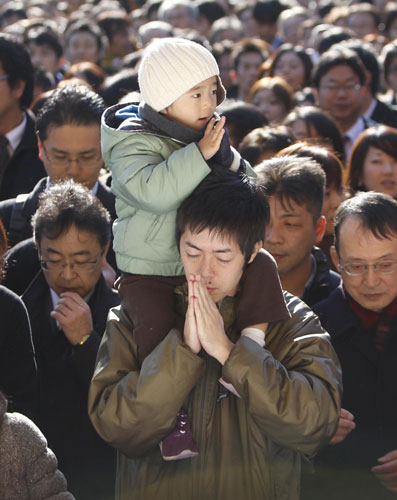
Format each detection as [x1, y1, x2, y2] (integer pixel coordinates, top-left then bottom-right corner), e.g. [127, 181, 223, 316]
[317, 65, 363, 130]
[39, 224, 107, 298]
[161, 76, 218, 131]
[65, 31, 100, 64]
[236, 51, 265, 97]
[38, 124, 103, 189]
[273, 52, 306, 91]
[331, 217, 397, 312]
[180, 226, 259, 303]
[28, 42, 61, 74]
[251, 88, 288, 124]
[263, 196, 325, 277]
[361, 146, 397, 198]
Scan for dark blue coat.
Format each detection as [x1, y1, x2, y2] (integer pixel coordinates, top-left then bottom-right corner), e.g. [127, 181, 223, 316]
[302, 285, 397, 500]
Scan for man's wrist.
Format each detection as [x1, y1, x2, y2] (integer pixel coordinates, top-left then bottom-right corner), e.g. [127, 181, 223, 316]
[216, 339, 234, 365]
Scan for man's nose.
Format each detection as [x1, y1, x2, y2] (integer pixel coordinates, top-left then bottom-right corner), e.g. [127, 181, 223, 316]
[265, 223, 282, 244]
[66, 159, 80, 179]
[60, 263, 77, 280]
[364, 266, 380, 287]
[200, 255, 214, 278]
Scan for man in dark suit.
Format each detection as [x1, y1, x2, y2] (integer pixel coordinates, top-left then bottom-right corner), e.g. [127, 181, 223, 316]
[0, 34, 46, 200]
[14, 180, 120, 500]
[1, 85, 118, 291]
[303, 192, 397, 500]
[0, 84, 116, 248]
[339, 39, 397, 129]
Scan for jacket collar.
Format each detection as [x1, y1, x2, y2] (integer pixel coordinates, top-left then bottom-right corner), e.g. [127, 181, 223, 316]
[313, 284, 359, 340]
[139, 102, 207, 145]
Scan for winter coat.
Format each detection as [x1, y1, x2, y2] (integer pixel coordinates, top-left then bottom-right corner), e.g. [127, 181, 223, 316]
[302, 285, 397, 500]
[0, 394, 74, 499]
[88, 289, 342, 500]
[102, 102, 248, 276]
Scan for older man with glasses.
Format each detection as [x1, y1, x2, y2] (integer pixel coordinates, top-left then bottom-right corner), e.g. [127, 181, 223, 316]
[302, 191, 397, 500]
[21, 180, 119, 500]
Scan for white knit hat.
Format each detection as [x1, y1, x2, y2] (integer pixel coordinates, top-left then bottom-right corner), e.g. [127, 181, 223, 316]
[138, 37, 226, 112]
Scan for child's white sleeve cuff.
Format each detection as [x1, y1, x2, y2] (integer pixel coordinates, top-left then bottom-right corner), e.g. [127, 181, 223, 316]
[229, 146, 241, 172]
[241, 327, 265, 347]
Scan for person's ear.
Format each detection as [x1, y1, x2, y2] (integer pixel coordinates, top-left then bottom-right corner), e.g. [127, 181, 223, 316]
[101, 241, 111, 261]
[330, 245, 339, 271]
[11, 79, 26, 100]
[37, 137, 44, 162]
[247, 241, 263, 264]
[314, 215, 326, 244]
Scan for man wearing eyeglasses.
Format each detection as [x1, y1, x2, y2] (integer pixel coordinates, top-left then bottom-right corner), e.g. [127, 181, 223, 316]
[1, 85, 118, 294]
[302, 191, 397, 500]
[21, 180, 119, 500]
[313, 46, 378, 161]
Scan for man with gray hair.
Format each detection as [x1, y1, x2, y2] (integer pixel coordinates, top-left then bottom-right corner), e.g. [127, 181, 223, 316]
[303, 191, 397, 499]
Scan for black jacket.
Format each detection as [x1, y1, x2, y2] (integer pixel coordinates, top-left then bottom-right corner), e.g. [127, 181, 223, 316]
[0, 176, 117, 247]
[302, 285, 397, 500]
[21, 267, 120, 500]
[0, 285, 37, 419]
[370, 99, 397, 129]
[301, 247, 341, 307]
[0, 111, 46, 201]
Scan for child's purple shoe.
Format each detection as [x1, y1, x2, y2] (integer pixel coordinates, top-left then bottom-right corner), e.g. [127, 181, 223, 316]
[159, 409, 198, 461]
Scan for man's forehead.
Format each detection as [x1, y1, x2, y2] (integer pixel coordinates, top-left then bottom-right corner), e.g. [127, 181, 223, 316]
[183, 226, 239, 249]
[39, 226, 101, 253]
[339, 217, 397, 252]
[322, 64, 359, 82]
[45, 123, 100, 149]
[270, 194, 312, 218]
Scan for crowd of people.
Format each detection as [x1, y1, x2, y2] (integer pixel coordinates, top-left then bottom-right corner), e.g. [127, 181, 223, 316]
[1, 0, 397, 498]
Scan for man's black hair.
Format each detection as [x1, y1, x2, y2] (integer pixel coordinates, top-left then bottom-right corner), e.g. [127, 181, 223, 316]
[239, 126, 294, 166]
[217, 100, 268, 149]
[337, 39, 380, 96]
[36, 85, 105, 141]
[32, 179, 111, 248]
[176, 169, 269, 263]
[317, 27, 354, 55]
[334, 192, 397, 255]
[256, 155, 326, 221]
[25, 28, 63, 59]
[196, 0, 226, 24]
[0, 33, 34, 109]
[253, 0, 288, 24]
[312, 46, 366, 89]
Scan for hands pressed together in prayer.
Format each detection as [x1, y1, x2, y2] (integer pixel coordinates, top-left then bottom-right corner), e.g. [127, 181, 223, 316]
[184, 274, 234, 365]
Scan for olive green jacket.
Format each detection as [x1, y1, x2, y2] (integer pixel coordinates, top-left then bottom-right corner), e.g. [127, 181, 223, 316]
[88, 291, 342, 500]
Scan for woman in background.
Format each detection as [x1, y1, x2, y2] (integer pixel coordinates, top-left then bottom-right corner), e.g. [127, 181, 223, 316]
[346, 126, 397, 199]
[248, 76, 294, 125]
